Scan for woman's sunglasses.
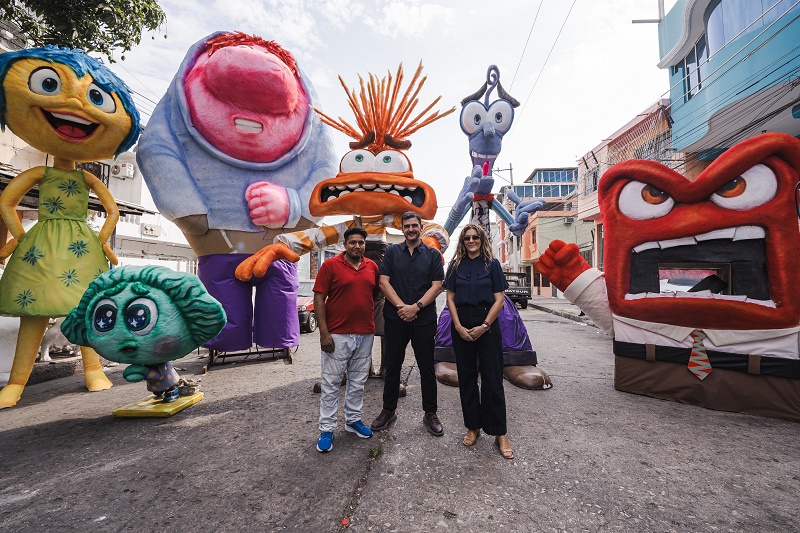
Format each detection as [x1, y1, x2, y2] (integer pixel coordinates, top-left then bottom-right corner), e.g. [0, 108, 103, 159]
[462, 235, 481, 242]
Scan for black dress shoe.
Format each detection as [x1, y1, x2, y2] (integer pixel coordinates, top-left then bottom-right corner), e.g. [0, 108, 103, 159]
[370, 409, 397, 430]
[423, 411, 443, 436]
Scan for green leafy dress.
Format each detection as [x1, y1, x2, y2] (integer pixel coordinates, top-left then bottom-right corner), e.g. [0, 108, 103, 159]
[0, 167, 109, 317]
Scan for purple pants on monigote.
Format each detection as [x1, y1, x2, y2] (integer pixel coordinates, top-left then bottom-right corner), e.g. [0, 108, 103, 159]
[198, 254, 299, 351]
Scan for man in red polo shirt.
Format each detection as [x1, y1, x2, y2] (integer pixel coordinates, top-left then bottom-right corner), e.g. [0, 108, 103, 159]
[313, 227, 379, 453]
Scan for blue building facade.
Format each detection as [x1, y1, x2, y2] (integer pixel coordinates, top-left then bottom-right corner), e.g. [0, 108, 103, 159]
[658, 0, 800, 155]
[514, 167, 578, 200]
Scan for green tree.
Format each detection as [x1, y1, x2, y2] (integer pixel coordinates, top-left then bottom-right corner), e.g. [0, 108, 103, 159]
[0, 0, 166, 61]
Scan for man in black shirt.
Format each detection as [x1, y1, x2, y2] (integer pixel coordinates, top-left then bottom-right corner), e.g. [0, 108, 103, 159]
[371, 212, 445, 436]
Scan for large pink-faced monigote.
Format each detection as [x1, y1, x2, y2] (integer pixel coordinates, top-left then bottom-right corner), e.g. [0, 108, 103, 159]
[183, 42, 310, 164]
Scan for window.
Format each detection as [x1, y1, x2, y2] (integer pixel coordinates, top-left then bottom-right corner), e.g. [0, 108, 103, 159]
[585, 167, 599, 194]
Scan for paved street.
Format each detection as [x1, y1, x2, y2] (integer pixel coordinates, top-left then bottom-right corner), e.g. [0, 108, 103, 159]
[1, 301, 799, 532]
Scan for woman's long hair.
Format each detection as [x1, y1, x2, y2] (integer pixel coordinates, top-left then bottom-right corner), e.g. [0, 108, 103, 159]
[446, 224, 493, 278]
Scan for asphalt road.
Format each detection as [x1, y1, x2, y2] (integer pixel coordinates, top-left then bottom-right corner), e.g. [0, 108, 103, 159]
[1, 306, 799, 532]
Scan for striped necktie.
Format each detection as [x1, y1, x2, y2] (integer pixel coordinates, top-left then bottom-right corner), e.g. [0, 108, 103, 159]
[688, 330, 712, 380]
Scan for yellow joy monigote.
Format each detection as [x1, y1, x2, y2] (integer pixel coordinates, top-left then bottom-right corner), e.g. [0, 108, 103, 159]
[0, 46, 140, 409]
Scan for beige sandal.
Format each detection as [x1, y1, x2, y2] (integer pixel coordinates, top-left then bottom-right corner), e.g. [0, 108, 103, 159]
[495, 435, 514, 459]
[463, 429, 480, 447]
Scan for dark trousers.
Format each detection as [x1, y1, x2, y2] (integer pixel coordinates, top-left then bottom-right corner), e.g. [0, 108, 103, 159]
[451, 305, 507, 436]
[383, 319, 437, 413]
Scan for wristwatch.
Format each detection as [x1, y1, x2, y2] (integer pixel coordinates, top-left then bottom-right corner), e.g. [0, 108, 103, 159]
[416, 301, 424, 310]
[482, 321, 490, 332]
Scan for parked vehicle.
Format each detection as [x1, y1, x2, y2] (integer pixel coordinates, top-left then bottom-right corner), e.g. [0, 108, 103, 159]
[297, 280, 317, 333]
[504, 272, 531, 309]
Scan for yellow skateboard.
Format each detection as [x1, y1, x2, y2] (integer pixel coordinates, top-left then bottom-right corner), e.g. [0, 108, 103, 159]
[113, 392, 204, 418]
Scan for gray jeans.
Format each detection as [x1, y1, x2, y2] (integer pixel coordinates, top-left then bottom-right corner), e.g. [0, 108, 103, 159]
[319, 333, 374, 432]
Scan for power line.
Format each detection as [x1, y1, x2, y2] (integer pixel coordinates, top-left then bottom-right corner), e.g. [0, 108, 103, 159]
[513, 0, 579, 130]
[509, 0, 545, 91]
[118, 63, 163, 101]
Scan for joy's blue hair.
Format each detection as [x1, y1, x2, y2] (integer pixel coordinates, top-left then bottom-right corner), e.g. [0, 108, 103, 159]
[0, 46, 140, 155]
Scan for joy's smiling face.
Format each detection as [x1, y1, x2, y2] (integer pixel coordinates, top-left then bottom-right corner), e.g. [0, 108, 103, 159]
[3, 58, 132, 161]
[599, 133, 800, 330]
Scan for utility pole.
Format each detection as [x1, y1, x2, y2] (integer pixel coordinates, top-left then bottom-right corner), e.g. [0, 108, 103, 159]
[493, 164, 518, 272]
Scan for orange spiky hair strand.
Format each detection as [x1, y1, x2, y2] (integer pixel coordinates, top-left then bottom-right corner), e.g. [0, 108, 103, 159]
[314, 62, 455, 152]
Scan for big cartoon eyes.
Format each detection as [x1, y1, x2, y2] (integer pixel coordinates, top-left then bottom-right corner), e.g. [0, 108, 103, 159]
[710, 164, 777, 210]
[618, 164, 778, 220]
[92, 299, 117, 335]
[86, 83, 116, 113]
[90, 297, 158, 336]
[29, 68, 62, 96]
[125, 298, 158, 336]
[340, 150, 410, 173]
[460, 100, 514, 135]
[618, 181, 675, 220]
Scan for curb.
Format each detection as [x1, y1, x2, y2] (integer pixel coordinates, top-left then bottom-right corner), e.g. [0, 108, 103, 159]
[528, 303, 597, 328]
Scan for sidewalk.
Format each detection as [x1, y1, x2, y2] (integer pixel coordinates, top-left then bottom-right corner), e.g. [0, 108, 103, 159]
[528, 295, 594, 326]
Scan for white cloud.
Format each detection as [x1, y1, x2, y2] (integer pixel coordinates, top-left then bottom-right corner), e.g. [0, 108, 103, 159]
[317, 0, 366, 30]
[364, 2, 456, 38]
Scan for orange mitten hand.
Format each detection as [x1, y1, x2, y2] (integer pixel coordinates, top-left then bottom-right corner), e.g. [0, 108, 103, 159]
[421, 236, 444, 265]
[534, 239, 590, 292]
[235, 242, 300, 281]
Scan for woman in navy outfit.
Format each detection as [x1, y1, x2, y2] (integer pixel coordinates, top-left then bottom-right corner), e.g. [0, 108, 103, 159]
[445, 224, 513, 459]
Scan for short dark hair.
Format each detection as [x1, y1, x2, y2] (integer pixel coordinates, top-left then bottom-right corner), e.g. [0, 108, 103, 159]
[344, 226, 367, 242]
[401, 211, 422, 225]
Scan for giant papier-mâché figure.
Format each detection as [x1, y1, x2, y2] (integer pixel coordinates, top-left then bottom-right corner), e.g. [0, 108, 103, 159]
[436, 66, 551, 391]
[235, 63, 454, 378]
[136, 32, 338, 353]
[0, 46, 138, 408]
[536, 133, 800, 421]
[62, 266, 226, 402]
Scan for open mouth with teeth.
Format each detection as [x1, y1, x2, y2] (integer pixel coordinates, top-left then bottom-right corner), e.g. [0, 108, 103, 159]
[234, 118, 263, 133]
[310, 172, 436, 218]
[42, 109, 99, 140]
[471, 151, 497, 167]
[321, 181, 425, 207]
[626, 225, 773, 307]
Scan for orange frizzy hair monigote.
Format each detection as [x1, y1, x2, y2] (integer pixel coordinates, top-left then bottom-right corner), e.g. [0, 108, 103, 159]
[314, 62, 456, 153]
[203, 32, 298, 75]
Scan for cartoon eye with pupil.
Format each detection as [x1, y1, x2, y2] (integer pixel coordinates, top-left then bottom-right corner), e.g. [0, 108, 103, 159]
[375, 150, 411, 172]
[618, 180, 675, 220]
[711, 164, 776, 210]
[473, 114, 481, 125]
[641, 184, 670, 204]
[715, 177, 746, 198]
[29, 68, 62, 96]
[91, 299, 117, 335]
[86, 83, 116, 113]
[125, 298, 158, 336]
[340, 149, 376, 173]
[487, 100, 514, 133]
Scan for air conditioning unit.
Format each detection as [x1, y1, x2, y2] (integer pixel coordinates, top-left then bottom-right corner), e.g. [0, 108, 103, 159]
[564, 217, 575, 224]
[110, 162, 135, 179]
[140, 223, 162, 237]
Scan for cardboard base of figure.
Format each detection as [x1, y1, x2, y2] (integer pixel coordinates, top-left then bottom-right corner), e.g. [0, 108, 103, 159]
[614, 356, 800, 422]
[113, 392, 204, 418]
[434, 295, 551, 390]
[434, 361, 552, 390]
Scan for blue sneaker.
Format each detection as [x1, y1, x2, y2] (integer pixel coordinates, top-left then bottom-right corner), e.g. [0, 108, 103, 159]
[316, 431, 334, 453]
[345, 420, 373, 439]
